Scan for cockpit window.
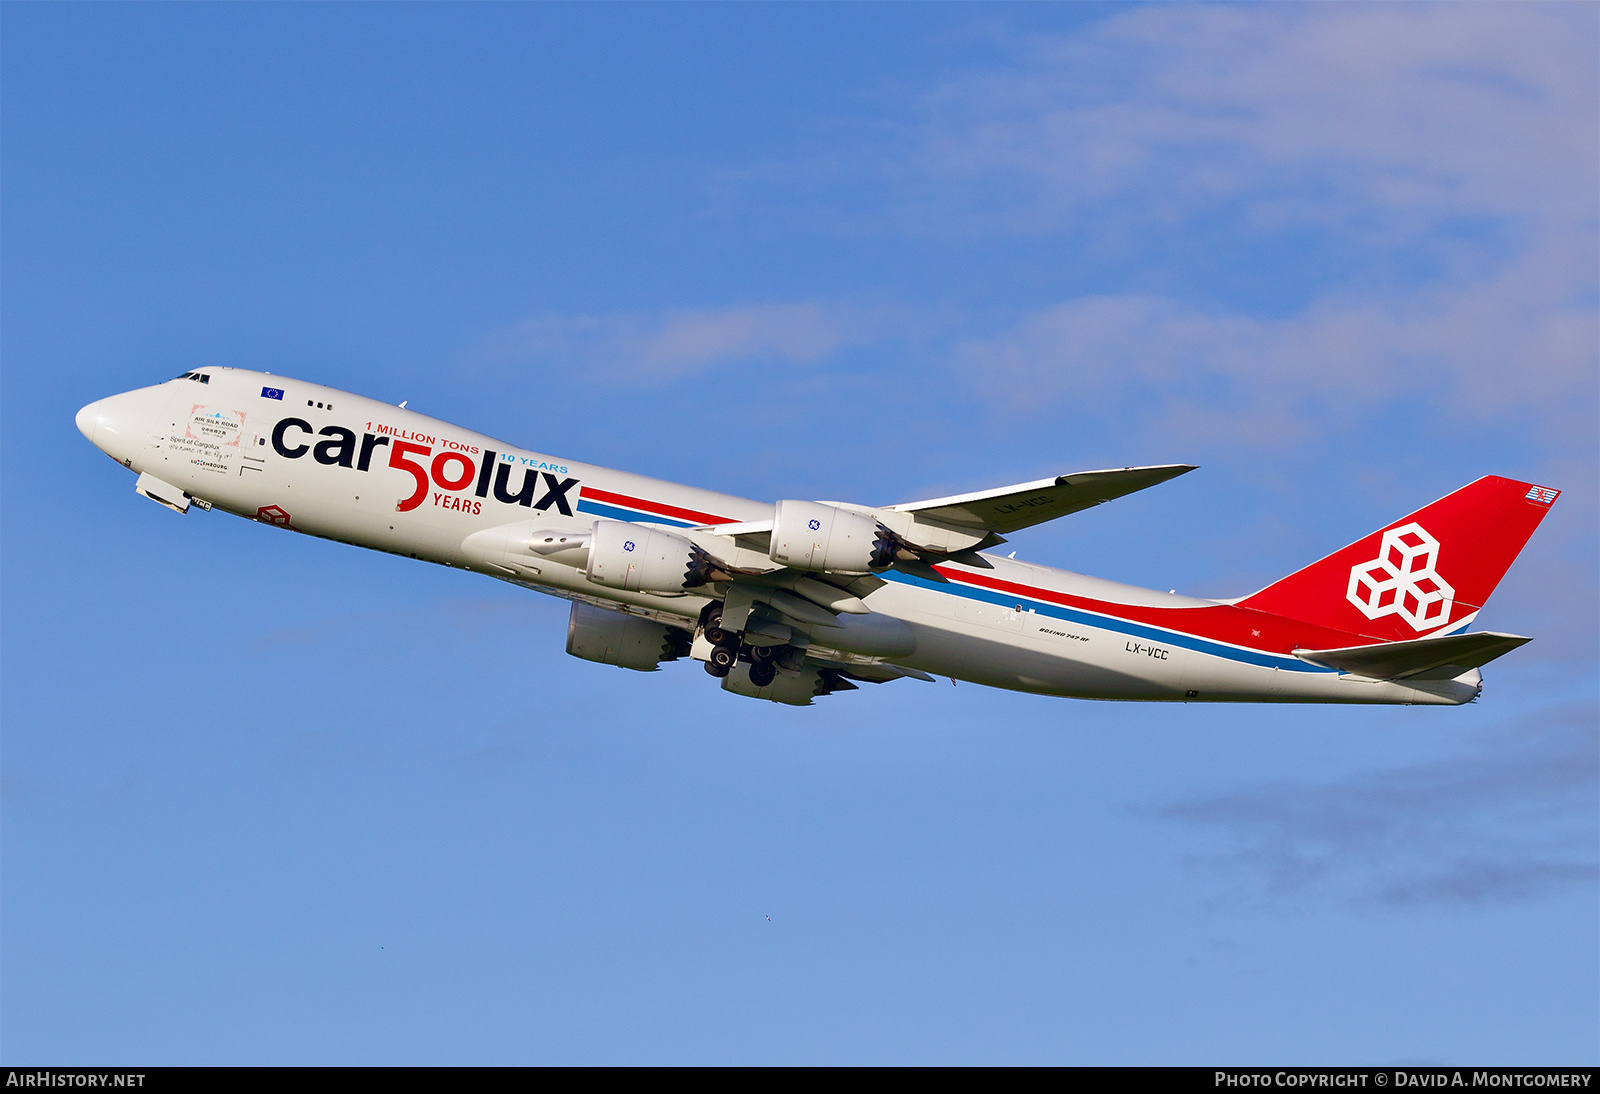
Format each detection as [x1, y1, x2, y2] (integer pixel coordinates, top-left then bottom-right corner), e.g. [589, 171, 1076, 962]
[172, 371, 210, 384]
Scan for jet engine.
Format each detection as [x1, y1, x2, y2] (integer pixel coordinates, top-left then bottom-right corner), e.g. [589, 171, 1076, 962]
[720, 662, 858, 706]
[565, 602, 692, 672]
[585, 520, 721, 593]
[769, 501, 896, 573]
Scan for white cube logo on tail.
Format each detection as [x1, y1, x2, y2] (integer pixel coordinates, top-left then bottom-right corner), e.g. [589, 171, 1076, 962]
[1346, 522, 1455, 630]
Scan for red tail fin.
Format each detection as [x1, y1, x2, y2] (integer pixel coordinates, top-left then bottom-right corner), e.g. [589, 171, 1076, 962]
[1239, 476, 1558, 642]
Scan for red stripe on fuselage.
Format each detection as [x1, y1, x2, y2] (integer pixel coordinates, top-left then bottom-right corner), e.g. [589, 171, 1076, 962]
[572, 490, 1401, 652]
[579, 487, 731, 527]
[932, 565, 1394, 655]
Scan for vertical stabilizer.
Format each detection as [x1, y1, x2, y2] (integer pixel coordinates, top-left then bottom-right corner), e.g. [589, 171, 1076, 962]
[1239, 476, 1558, 642]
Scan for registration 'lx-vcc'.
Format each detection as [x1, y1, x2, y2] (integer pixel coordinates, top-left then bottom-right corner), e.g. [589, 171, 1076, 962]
[77, 370, 1559, 706]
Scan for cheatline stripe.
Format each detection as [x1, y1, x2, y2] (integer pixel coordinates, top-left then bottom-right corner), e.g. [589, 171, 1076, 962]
[571, 490, 1338, 673]
[579, 487, 730, 527]
[576, 499, 696, 528]
[880, 569, 1333, 673]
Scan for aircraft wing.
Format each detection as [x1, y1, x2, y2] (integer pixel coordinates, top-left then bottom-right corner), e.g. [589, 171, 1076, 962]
[1294, 631, 1530, 680]
[884, 464, 1197, 535]
[697, 464, 1198, 547]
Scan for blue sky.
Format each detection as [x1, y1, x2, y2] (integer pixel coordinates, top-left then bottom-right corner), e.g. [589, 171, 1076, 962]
[3, 3, 1595, 1064]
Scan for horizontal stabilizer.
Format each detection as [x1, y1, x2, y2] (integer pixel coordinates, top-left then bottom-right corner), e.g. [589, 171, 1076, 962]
[888, 465, 1196, 535]
[1294, 631, 1531, 680]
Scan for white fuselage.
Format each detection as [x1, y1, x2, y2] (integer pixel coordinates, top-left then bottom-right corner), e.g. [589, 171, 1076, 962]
[77, 370, 1478, 705]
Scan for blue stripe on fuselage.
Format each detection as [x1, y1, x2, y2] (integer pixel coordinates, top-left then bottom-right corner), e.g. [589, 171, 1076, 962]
[580, 495, 1331, 673]
[881, 569, 1332, 673]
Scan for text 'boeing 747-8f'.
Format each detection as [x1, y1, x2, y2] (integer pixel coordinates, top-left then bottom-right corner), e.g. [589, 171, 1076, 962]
[77, 369, 1559, 706]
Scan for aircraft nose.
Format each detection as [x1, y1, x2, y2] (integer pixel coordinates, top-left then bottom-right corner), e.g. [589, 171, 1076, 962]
[75, 384, 174, 465]
[76, 400, 103, 444]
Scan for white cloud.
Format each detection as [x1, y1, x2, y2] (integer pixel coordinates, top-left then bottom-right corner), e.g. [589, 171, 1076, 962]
[482, 7, 1596, 456]
[913, 6, 1597, 449]
[913, 4, 1596, 239]
[954, 236, 1597, 449]
[484, 301, 890, 380]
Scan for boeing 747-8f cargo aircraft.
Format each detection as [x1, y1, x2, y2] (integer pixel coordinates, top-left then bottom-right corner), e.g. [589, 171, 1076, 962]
[77, 369, 1558, 706]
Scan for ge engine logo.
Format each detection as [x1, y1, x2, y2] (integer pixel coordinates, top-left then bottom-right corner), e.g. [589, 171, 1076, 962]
[808, 519, 821, 531]
[623, 540, 636, 552]
[1346, 522, 1454, 630]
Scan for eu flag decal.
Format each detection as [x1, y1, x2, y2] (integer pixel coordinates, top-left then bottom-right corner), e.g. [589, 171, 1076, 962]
[261, 387, 284, 400]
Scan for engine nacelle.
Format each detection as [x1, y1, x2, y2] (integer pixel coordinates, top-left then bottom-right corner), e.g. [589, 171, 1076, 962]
[721, 662, 856, 706]
[586, 520, 716, 593]
[565, 602, 691, 672]
[769, 501, 894, 573]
